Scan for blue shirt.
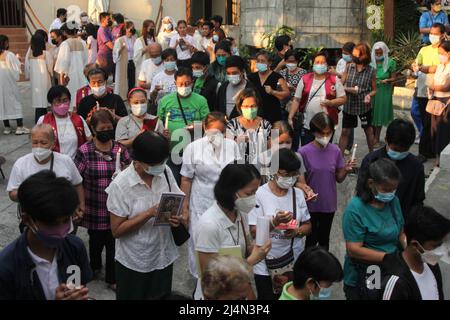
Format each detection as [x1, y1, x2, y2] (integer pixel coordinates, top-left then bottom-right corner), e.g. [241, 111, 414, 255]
[419, 10, 449, 44]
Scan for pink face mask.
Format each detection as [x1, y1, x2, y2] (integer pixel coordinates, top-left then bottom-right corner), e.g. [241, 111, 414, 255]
[53, 102, 70, 116]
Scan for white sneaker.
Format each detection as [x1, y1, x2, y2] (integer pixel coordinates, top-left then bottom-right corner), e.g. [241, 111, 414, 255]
[15, 127, 31, 135]
[3, 127, 11, 135]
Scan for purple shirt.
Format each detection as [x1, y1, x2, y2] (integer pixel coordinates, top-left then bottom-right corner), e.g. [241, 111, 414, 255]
[299, 143, 345, 213]
[97, 26, 113, 59]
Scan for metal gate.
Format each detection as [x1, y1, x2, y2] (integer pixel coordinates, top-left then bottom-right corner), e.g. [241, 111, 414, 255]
[0, 0, 25, 27]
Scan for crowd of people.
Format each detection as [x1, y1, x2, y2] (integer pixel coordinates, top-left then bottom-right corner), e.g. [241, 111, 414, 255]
[0, 6, 449, 301]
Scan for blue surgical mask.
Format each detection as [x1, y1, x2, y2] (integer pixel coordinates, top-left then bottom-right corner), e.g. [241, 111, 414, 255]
[313, 64, 328, 75]
[213, 35, 219, 43]
[144, 161, 167, 176]
[376, 56, 385, 62]
[310, 281, 333, 300]
[232, 47, 239, 56]
[216, 56, 227, 66]
[164, 61, 177, 71]
[256, 63, 268, 73]
[374, 190, 397, 203]
[387, 149, 409, 161]
[342, 54, 352, 62]
[152, 56, 162, 65]
[192, 69, 204, 78]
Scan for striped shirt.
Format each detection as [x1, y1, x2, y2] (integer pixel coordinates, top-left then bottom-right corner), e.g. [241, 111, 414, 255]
[343, 63, 375, 116]
[74, 141, 131, 230]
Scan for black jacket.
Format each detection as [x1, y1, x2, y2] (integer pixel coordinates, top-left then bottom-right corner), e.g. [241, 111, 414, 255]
[357, 147, 425, 219]
[380, 251, 444, 300]
[216, 80, 256, 119]
[194, 75, 219, 111]
[0, 230, 93, 300]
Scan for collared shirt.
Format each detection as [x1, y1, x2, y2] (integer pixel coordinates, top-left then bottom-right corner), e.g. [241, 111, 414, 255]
[343, 63, 375, 115]
[195, 202, 250, 259]
[74, 141, 131, 230]
[27, 248, 59, 300]
[106, 163, 182, 273]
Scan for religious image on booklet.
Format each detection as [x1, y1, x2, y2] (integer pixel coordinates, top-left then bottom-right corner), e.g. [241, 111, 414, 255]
[154, 193, 185, 226]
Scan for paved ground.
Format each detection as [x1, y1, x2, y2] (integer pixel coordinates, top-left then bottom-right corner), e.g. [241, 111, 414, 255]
[0, 81, 442, 300]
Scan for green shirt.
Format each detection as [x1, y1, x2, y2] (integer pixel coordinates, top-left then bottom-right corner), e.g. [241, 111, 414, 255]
[342, 196, 404, 287]
[279, 282, 298, 300]
[157, 92, 209, 149]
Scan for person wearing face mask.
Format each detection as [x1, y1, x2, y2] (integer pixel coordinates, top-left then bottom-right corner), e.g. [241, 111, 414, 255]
[249, 148, 312, 299]
[339, 42, 377, 155]
[419, 0, 450, 44]
[54, 22, 89, 111]
[272, 35, 293, 72]
[227, 89, 272, 165]
[138, 43, 164, 98]
[208, 40, 232, 83]
[49, 29, 65, 86]
[191, 51, 219, 109]
[194, 164, 272, 300]
[0, 170, 93, 300]
[116, 88, 165, 150]
[74, 110, 131, 292]
[370, 42, 398, 147]
[358, 119, 425, 221]
[158, 67, 209, 184]
[428, 40, 450, 167]
[47, 8, 67, 43]
[335, 42, 356, 79]
[280, 246, 343, 300]
[149, 48, 178, 105]
[180, 112, 241, 279]
[97, 12, 114, 76]
[157, 16, 178, 50]
[211, 15, 226, 43]
[38, 86, 91, 160]
[106, 131, 183, 300]
[300, 113, 355, 252]
[77, 68, 128, 123]
[381, 206, 450, 300]
[217, 55, 255, 118]
[75, 63, 114, 110]
[7, 124, 85, 228]
[248, 50, 290, 124]
[413, 23, 444, 162]
[289, 52, 346, 146]
[343, 158, 406, 300]
[113, 21, 137, 100]
[133, 20, 157, 84]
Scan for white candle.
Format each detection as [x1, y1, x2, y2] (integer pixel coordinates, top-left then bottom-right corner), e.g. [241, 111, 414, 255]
[115, 148, 122, 173]
[351, 144, 358, 162]
[165, 112, 171, 129]
[96, 101, 100, 111]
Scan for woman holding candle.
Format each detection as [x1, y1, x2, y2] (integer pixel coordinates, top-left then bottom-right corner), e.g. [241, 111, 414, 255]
[299, 112, 355, 252]
[74, 110, 131, 290]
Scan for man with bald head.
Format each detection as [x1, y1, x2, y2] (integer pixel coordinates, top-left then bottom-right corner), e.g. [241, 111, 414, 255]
[7, 124, 85, 228]
[138, 42, 164, 96]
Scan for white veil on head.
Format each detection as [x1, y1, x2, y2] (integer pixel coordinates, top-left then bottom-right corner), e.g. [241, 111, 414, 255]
[162, 16, 176, 33]
[371, 41, 390, 73]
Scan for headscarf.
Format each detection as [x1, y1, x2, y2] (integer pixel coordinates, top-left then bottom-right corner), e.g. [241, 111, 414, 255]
[371, 41, 390, 73]
[161, 16, 176, 33]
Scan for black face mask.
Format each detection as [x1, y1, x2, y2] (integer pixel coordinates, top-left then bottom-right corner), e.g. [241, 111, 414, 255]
[51, 39, 58, 45]
[148, 28, 155, 37]
[130, 28, 136, 35]
[353, 56, 361, 64]
[96, 130, 114, 143]
[107, 20, 113, 27]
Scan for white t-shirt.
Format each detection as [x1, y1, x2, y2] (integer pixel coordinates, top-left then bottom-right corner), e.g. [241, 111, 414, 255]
[248, 184, 311, 276]
[138, 59, 164, 94]
[105, 163, 182, 273]
[37, 115, 92, 160]
[27, 248, 59, 300]
[411, 263, 439, 300]
[7, 152, 83, 192]
[169, 34, 196, 60]
[433, 63, 450, 98]
[294, 77, 345, 130]
[149, 71, 177, 103]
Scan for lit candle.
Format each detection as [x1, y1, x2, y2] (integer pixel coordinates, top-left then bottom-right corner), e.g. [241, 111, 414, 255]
[96, 101, 100, 111]
[165, 111, 171, 129]
[115, 147, 122, 173]
[351, 144, 358, 162]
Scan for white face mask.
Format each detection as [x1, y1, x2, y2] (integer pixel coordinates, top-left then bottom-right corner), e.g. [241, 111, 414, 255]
[32, 147, 52, 162]
[91, 85, 107, 97]
[276, 175, 298, 190]
[131, 103, 147, 117]
[177, 86, 192, 97]
[430, 35, 441, 45]
[418, 243, 447, 266]
[152, 56, 162, 65]
[227, 74, 241, 86]
[315, 136, 332, 147]
[206, 130, 224, 147]
[235, 194, 256, 214]
[286, 63, 297, 71]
